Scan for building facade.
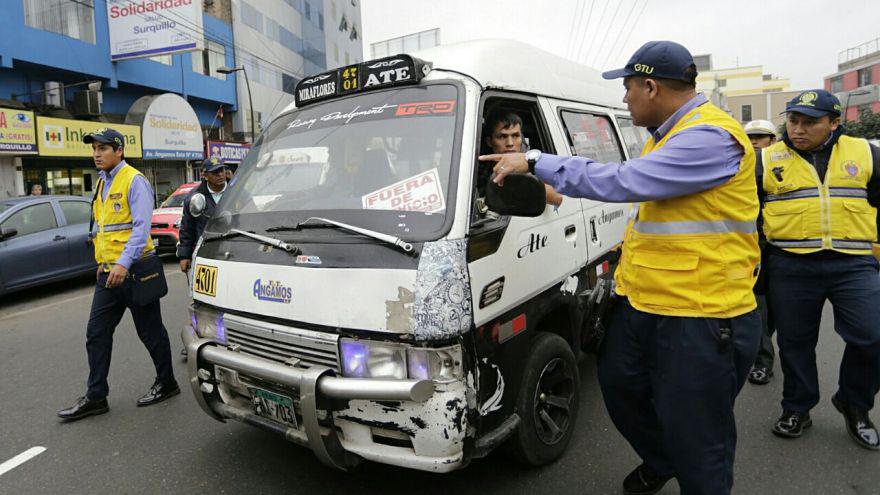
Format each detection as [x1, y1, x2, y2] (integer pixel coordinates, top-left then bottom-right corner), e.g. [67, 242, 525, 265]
[228, 0, 362, 141]
[726, 90, 802, 127]
[825, 38, 880, 122]
[0, 0, 237, 200]
[370, 28, 440, 59]
[693, 54, 790, 110]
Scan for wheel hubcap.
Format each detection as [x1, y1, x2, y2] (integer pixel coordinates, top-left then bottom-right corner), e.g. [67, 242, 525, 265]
[533, 357, 575, 445]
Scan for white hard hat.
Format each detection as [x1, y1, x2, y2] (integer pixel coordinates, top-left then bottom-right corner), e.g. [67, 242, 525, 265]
[743, 120, 776, 137]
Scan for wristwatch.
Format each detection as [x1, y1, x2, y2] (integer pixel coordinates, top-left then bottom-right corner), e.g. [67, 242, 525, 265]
[526, 149, 542, 174]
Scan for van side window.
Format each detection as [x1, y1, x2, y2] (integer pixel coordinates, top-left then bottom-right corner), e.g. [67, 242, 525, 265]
[559, 111, 624, 163]
[616, 116, 652, 159]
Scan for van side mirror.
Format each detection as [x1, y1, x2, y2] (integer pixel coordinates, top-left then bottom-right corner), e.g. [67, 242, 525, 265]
[189, 193, 206, 217]
[0, 226, 18, 240]
[484, 173, 547, 217]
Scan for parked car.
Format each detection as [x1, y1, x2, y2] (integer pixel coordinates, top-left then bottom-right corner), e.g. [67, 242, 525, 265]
[150, 182, 199, 254]
[0, 195, 94, 297]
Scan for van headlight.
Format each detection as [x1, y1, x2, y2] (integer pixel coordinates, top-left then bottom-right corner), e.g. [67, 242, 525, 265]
[340, 338, 407, 379]
[339, 339, 463, 381]
[189, 305, 227, 344]
[406, 345, 463, 381]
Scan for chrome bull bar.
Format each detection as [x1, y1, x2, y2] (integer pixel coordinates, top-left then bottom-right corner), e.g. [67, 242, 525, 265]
[181, 326, 434, 470]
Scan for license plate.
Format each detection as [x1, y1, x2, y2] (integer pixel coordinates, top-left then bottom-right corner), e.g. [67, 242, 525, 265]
[251, 388, 297, 428]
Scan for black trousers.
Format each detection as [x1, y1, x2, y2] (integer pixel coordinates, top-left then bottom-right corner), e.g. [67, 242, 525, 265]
[753, 294, 776, 369]
[85, 271, 174, 401]
[767, 252, 880, 412]
[597, 299, 760, 495]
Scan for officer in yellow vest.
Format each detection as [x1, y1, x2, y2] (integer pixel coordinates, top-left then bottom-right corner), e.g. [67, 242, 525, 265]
[760, 90, 880, 450]
[482, 41, 761, 495]
[58, 128, 179, 422]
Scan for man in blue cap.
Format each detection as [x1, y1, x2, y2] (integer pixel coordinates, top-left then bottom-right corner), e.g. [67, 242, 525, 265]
[177, 156, 227, 274]
[482, 41, 761, 494]
[58, 127, 178, 422]
[759, 89, 880, 451]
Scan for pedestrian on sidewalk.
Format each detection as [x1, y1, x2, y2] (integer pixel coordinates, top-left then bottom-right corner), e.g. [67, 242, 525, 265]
[58, 128, 179, 422]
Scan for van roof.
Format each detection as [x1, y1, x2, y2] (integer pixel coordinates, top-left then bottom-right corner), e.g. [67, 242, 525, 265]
[414, 39, 625, 109]
[281, 40, 626, 115]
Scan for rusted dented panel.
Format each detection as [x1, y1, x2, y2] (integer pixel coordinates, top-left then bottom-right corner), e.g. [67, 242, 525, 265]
[335, 378, 469, 458]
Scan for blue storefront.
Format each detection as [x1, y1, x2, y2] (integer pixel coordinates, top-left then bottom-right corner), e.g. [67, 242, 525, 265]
[0, 0, 238, 201]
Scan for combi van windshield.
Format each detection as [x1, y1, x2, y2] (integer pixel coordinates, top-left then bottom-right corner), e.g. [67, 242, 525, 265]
[216, 83, 461, 240]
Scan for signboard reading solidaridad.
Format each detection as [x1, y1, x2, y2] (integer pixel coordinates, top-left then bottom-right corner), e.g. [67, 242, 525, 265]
[295, 55, 432, 107]
[106, 0, 204, 61]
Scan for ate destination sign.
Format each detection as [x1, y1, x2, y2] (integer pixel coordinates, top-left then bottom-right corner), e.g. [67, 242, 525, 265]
[295, 54, 432, 107]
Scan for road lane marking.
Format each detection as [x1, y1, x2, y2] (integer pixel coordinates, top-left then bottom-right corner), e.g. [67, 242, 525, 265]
[0, 269, 184, 323]
[0, 447, 46, 477]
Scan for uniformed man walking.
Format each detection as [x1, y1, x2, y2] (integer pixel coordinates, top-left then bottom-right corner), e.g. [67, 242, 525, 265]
[760, 90, 880, 450]
[482, 41, 761, 495]
[58, 128, 179, 421]
[744, 119, 779, 385]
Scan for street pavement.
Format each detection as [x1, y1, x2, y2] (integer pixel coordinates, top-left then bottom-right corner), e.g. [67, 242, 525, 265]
[1, 258, 878, 494]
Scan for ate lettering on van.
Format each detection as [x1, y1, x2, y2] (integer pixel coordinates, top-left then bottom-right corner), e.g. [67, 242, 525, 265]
[517, 233, 548, 259]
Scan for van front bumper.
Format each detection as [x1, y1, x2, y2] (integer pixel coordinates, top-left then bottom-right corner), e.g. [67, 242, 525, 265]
[182, 325, 463, 471]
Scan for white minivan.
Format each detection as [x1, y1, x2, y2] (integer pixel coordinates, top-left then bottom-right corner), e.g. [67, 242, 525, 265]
[182, 40, 649, 473]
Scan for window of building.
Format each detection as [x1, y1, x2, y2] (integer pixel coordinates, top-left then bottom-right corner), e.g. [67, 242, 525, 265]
[741, 104, 753, 122]
[304, 1, 312, 20]
[370, 28, 439, 57]
[240, 1, 264, 33]
[1, 203, 58, 237]
[831, 76, 843, 93]
[560, 111, 625, 163]
[279, 27, 302, 52]
[284, 0, 302, 11]
[192, 40, 227, 80]
[858, 68, 872, 87]
[319, 13, 324, 30]
[150, 54, 173, 65]
[282, 73, 300, 95]
[717, 79, 727, 88]
[23, 0, 96, 44]
[266, 19, 280, 43]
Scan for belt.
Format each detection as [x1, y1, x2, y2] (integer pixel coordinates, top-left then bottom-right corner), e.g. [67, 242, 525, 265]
[99, 251, 157, 272]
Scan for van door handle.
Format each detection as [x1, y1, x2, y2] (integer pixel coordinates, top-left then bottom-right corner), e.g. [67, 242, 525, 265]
[564, 224, 576, 241]
[53, 235, 66, 241]
[589, 217, 599, 243]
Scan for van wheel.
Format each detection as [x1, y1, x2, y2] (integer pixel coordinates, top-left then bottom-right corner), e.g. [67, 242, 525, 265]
[506, 332, 580, 466]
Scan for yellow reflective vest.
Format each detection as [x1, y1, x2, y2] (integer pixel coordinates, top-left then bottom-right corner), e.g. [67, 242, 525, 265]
[93, 163, 155, 266]
[761, 135, 876, 255]
[614, 102, 760, 318]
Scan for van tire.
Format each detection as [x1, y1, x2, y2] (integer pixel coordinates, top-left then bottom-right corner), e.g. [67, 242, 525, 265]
[505, 332, 580, 466]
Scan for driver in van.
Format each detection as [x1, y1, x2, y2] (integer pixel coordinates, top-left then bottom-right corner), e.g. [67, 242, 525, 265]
[482, 41, 760, 495]
[483, 110, 563, 208]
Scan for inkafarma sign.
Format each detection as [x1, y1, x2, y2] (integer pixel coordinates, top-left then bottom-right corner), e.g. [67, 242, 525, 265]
[126, 94, 204, 160]
[106, 0, 203, 61]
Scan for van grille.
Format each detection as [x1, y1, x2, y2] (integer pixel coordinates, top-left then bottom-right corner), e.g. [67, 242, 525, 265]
[223, 314, 340, 372]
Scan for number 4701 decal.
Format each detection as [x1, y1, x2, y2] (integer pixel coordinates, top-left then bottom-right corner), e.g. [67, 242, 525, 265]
[194, 264, 218, 297]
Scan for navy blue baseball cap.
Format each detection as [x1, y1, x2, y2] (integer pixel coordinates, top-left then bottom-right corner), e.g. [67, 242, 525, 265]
[83, 127, 126, 147]
[201, 156, 226, 172]
[783, 89, 842, 118]
[602, 41, 697, 83]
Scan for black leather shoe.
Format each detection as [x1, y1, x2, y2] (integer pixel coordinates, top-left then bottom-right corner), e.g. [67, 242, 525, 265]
[772, 410, 812, 438]
[58, 396, 109, 421]
[623, 464, 672, 495]
[832, 394, 880, 451]
[136, 381, 180, 407]
[748, 366, 773, 385]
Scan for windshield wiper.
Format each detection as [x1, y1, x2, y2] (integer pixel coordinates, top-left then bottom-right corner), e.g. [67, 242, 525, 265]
[267, 217, 417, 256]
[203, 229, 300, 254]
